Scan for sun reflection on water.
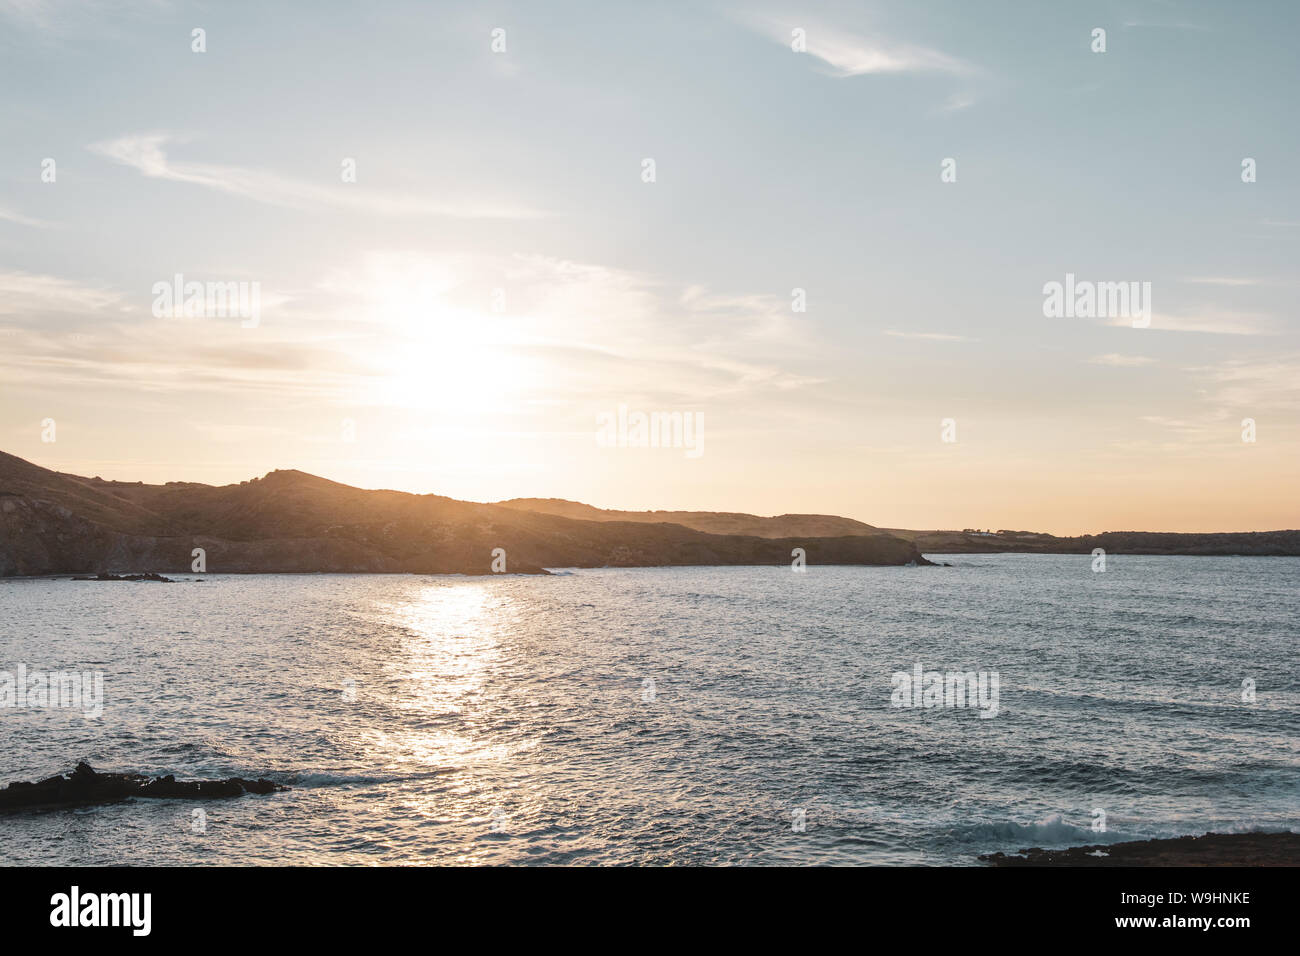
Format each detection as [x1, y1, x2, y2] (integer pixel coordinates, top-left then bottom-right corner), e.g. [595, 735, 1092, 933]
[372, 581, 513, 770]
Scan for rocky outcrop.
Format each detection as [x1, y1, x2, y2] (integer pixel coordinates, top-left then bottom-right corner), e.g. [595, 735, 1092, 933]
[71, 572, 175, 582]
[981, 831, 1300, 866]
[0, 761, 286, 812]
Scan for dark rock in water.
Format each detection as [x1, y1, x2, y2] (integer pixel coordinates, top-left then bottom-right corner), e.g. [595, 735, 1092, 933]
[70, 572, 174, 582]
[980, 831, 1300, 866]
[0, 761, 286, 812]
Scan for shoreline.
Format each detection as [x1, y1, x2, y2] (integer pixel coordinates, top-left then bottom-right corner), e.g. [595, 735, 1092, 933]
[981, 831, 1300, 866]
[1, 563, 945, 581]
[4, 551, 1299, 583]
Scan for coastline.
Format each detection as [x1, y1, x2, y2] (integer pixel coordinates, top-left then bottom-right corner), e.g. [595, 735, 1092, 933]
[981, 831, 1300, 866]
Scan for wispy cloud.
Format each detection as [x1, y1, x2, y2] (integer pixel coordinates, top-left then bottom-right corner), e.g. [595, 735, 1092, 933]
[0, 255, 824, 409]
[742, 14, 974, 77]
[1107, 309, 1274, 335]
[1132, 413, 1236, 450]
[937, 92, 977, 113]
[1122, 20, 1209, 32]
[0, 205, 50, 228]
[0, 271, 128, 317]
[884, 329, 975, 342]
[89, 133, 544, 220]
[1191, 354, 1300, 410]
[1181, 276, 1264, 287]
[1089, 353, 1156, 367]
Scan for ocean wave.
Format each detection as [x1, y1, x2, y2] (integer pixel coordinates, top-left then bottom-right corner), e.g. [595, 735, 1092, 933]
[948, 815, 1104, 846]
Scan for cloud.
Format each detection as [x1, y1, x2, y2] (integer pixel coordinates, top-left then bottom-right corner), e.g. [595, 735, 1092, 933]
[0, 254, 825, 413]
[0, 206, 50, 228]
[1191, 354, 1300, 410]
[1122, 20, 1209, 32]
[743, 14, 973, 77]
[1181, 276, 1264, 287]
[339, 252, 824, 401]
[1106, 309, 1274, 335]
[884, 329, 975, 342]
[1135, 414, 1225, 446]
[0, 315, 371, 398]
[937, 92, 977, 113]
[1089, 353, 1156, 367]
[89, 133, 544, 220]
[0, 271, 128, 317]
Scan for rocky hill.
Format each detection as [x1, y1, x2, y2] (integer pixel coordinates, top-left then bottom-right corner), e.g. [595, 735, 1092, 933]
[499, 496, 1300, 556]
[0, 452, 925, 576]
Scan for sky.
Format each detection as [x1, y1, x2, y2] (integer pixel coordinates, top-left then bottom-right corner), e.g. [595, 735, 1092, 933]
[1, 0, 1297, 534]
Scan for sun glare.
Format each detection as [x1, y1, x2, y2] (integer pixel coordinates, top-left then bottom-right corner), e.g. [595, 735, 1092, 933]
[365, 277, 535, 412]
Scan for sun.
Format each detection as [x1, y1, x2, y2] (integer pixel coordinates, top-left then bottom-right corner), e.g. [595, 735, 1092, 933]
[364, 278, 533, 413]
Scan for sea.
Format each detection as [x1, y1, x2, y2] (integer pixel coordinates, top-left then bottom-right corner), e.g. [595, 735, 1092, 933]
[1, 554, 1297, 865]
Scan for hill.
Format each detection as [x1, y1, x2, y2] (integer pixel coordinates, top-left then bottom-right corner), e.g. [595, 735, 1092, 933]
[883, 527, 1300, 556]
[495, 498, 879, 538]
[500, 497, 1300, 556]
[0, 452, 925, 576]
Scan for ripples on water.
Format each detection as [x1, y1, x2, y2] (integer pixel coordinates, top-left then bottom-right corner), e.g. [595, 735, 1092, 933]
[1, 555, 1297, 865]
